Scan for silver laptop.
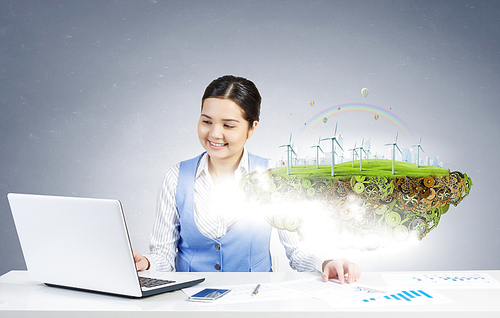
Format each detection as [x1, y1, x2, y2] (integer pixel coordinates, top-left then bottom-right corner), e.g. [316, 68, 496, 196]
[7, 193, 204, 298]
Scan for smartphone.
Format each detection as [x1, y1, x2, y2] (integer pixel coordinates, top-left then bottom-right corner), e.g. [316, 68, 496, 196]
[188, 288, 231, 301]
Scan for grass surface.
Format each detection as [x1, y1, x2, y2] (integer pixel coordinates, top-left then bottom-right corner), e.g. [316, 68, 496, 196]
[273, 159, 448, 179]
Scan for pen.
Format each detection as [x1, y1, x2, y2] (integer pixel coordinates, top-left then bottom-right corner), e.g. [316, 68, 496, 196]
[252, 284, 261, 296]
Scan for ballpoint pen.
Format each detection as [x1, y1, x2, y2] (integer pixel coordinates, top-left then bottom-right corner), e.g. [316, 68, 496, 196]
[252, 284, 261, 296]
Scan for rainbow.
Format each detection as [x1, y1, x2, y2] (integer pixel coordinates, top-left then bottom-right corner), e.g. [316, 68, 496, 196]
[300, 103, 412, 136]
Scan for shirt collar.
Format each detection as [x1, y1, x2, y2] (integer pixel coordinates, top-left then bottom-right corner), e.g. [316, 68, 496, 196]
[195, 149, 249, 180]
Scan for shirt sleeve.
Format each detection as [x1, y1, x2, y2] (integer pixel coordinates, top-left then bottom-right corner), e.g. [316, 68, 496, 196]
[148, 164, 181, 272]
[277, 229, 324, 272]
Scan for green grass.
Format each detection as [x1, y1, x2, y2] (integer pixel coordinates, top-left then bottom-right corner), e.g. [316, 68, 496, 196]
[273, 159, 448, 179]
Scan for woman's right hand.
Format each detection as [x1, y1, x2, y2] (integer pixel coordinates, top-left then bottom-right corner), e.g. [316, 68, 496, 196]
[133, 249, 150, 271]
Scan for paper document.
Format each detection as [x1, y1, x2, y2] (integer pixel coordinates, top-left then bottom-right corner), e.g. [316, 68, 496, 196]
[184, 275, 453, 307]
[382, 272, 500, 289]
[284, 277, 452, 307]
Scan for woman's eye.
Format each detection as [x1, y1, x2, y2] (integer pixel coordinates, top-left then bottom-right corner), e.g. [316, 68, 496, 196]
[224, 124, 235, 129]
[202, 120, 212, 125]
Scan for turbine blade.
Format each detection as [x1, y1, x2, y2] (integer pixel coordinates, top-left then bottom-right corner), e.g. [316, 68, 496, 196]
[335, 140, 344, 151]
[396, 144, 402, 154]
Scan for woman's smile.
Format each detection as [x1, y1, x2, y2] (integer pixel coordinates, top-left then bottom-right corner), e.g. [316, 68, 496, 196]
[208, 140, 228, 149]
[197, 98, 257, 165]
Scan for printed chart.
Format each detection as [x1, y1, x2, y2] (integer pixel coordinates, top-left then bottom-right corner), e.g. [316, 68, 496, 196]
[358, 288, 448, 306]
[382, 272, 500, 289]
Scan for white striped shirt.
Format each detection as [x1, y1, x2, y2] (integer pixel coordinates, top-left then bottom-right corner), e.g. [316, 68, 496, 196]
[148, 149, 321, 272]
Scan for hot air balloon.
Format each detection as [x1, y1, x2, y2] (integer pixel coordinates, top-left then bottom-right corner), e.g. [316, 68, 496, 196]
[361, 88, 369, 98]
[323, 117, 328, 123]
[310, 101, 315, 106]
[337, 107, 341, 110]
[374, 114, 379, 120]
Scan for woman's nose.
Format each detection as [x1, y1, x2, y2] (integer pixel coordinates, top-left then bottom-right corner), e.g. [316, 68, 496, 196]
[209, 124, 223, 138]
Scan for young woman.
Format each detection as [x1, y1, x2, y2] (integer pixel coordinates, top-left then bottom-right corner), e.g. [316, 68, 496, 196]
[134, 75, 360, 283]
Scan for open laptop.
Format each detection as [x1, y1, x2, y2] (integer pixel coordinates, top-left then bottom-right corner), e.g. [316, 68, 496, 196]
[7, 193, 204, 298]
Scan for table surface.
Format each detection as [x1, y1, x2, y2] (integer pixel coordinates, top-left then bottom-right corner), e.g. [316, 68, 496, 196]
[1, 270, 500, 318]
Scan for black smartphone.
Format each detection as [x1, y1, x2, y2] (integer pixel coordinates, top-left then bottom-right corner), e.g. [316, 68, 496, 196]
[188, 288, 232, 301]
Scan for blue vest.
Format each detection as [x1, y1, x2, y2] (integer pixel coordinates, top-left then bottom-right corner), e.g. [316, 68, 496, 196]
[175, 152, 272, 272]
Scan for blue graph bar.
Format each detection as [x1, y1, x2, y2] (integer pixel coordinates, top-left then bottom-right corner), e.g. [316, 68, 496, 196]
[410, 290, 421, 297]
[362, 289, 434, 304]
[417, 290, 433, 298]
[402, 291, 416, 299]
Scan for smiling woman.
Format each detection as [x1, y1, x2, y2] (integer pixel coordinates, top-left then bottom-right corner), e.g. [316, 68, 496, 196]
[197, 98, 258, 183]
[132, 75, 360, 284]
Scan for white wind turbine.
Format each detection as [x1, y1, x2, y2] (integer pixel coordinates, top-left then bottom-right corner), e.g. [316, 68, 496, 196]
[384, 132, 403, 175]
[279, 133, 297, 175]
[321, 122, 344, 176]
[349, 142, 359, 168]
[355, 139, 366, 171]
[310, 137, 324, 169]
[412, 137, 425, 168]
[363, 138, 372, 163]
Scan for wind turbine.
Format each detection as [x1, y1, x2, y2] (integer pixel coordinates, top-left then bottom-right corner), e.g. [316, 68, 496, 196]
[321, 122, 344, 176]
[384, 132, 403, 175]
[363, 138, 372, 163]
[412, 137, 425, 168]
[279, 133, 297, 175]
[355, 139, 366, 171]
[349, 142, 359, 168]
[310, 137, 324, 169]
[291, 143, 299, 166]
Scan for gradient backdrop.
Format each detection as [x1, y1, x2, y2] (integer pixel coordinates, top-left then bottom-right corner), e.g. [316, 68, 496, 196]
[1, 0, 499, 275]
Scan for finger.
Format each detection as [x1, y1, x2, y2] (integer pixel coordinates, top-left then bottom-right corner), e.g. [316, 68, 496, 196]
[136, 258, 147, 271]
[336, 261, 345, 284]
[322, 264, 331, 282]
[346, 263, 361, 284]
[346, 262, 355, 283]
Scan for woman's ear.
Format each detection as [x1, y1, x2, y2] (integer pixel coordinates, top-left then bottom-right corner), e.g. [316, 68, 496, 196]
[247, 121, 258, 139]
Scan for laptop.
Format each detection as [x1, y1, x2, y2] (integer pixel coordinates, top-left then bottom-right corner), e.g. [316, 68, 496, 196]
[7, 193, 205, 298]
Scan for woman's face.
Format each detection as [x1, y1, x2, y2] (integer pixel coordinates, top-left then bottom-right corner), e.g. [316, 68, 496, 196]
[198, 97, 257, 164]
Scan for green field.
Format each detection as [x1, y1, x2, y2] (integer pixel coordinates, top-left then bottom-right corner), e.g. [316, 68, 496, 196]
[273, 159, 448, 179]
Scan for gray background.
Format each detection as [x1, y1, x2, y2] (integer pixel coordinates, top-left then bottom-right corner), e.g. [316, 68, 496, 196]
[1, 0, 499, 275]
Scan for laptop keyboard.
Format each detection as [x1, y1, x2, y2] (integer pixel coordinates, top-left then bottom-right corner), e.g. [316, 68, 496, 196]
[139, 276, 175, 288]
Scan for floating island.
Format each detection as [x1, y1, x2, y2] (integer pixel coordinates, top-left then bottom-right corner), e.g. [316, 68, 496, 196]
[240, 159, 472, 249]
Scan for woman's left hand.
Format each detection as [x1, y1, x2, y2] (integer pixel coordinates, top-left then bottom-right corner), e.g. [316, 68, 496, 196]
[321, 258, 361, 284]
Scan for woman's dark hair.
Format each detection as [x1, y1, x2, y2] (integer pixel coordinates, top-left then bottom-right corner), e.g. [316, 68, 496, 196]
[202, 75, 261, 129]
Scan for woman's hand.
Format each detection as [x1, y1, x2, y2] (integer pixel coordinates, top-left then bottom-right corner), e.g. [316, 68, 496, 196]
[321, 258, 361, 284]
[133, 249, 150, 271]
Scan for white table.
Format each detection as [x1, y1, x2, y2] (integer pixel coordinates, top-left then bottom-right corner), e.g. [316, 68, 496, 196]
[1, 270, 499, 317]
